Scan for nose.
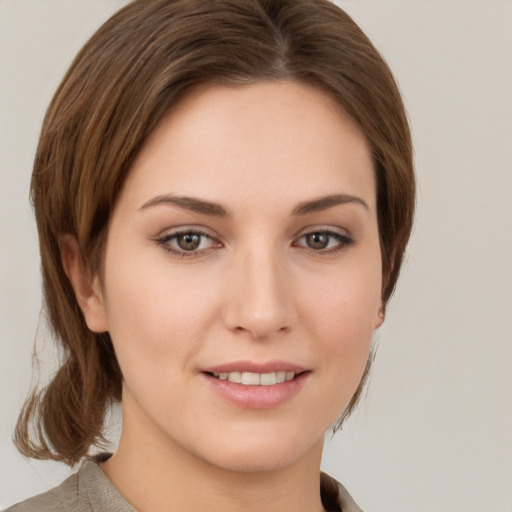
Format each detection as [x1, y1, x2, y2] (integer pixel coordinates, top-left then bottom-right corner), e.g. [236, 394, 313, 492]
[222, 246, 298, 340]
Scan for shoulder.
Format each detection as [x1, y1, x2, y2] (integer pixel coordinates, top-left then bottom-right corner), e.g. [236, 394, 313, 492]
[320, 472, 365, 512]
[5, 455, 134, 512]
[5, 472, 82, 512]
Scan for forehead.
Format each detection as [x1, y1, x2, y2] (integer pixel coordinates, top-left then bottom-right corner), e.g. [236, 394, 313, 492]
[118, 80, 376, 215]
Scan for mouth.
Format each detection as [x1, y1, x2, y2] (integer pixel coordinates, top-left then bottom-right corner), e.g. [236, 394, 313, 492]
[202, 367, 310, 408]
[205, 370, 300, 386]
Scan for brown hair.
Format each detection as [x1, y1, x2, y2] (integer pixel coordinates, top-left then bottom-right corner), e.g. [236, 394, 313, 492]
[15, 0, 414, 465]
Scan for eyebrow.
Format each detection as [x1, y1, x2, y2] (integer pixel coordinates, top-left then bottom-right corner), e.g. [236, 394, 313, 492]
[139, 195, 229, 216]
[139, 193, 368, 217]
[292, 194, 369, 215]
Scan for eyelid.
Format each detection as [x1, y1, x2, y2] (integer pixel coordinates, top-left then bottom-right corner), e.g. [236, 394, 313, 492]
[151, 224, 353, 257]
[152, 226, 223, 257]
[292, 227, 355, 253]
[154, 225, 217, 239]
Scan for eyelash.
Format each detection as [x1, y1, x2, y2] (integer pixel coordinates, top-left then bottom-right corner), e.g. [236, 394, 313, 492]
[153, 229, 220, 258]
[153, 229, 354, 258]
[293, 230, 355, 255]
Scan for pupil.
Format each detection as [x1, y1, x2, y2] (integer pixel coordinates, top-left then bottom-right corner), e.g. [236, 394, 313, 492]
[307, 233, 328, 249]
[178, 233, 200, 250]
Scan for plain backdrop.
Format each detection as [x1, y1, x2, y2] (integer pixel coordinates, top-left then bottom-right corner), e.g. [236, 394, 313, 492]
[1, 1, 511, 511]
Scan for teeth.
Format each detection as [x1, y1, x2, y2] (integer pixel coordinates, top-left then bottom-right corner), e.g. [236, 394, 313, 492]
[241, 372, 260, 385]
[227, 371, 242, 383]
[212, 371, 296, 385]
[260, 372, 276, 385]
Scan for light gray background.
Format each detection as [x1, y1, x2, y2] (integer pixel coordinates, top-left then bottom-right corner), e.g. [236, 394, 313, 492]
[1, 1, 511, 510]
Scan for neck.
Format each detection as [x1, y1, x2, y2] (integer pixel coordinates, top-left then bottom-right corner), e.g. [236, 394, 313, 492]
[101, 398, 326, 512]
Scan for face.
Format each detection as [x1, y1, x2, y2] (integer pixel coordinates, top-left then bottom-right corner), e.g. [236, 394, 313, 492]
[83, 81, 382, 473]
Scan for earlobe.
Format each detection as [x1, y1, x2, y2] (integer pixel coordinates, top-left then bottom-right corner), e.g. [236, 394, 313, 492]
[59, 234, 109, 333]
[374, 306, 385, 329]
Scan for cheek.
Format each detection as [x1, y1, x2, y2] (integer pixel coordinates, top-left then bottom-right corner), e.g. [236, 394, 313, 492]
[101, 250, 222, 372]
[100, 258, 223, 424]
[301, 257, 381, 384]
[306, 261, 381, 333]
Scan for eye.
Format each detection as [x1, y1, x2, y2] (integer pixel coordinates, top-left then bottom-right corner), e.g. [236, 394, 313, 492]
[294, 230, 354, 253]
[176, 232, 203, 251]
[304, 232, 330, 250]
[153, 229, 221, 256]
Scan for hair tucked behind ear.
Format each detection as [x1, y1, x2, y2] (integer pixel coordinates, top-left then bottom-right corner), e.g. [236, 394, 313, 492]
[15, 0, 414, 464]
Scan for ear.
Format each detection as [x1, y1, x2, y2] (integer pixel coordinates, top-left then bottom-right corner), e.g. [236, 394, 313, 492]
[374, 304, 385, 330]
[59, 234, 109, 333]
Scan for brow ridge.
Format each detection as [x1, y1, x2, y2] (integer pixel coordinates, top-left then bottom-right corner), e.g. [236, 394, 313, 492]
[139, 195, 229, 216]
[139, 193, 367, 217]
[292, 194, 369, 215]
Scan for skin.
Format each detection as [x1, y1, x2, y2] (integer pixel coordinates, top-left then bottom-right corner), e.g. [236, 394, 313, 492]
[64, 81, 383, 512]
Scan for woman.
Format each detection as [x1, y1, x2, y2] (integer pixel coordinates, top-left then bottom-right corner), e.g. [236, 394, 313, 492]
[8, 0, 414, 510]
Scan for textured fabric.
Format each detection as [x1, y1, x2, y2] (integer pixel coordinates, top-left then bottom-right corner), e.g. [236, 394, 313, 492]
[5, 459, 136, 512]
[6, 456, 363, 512]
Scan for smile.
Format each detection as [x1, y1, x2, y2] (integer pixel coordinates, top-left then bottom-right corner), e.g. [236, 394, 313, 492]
[203, 368, 309, 409]
[211, 371, 296, 386]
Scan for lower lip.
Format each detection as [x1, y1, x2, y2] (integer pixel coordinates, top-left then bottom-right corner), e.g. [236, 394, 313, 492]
[202, 372, 310, 409]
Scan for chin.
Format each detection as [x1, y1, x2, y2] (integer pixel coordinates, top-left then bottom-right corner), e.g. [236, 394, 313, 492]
[183, 425, 324, 474]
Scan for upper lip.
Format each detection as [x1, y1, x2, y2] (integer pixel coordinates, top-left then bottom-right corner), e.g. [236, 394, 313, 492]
[202, 360, 309, 374]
